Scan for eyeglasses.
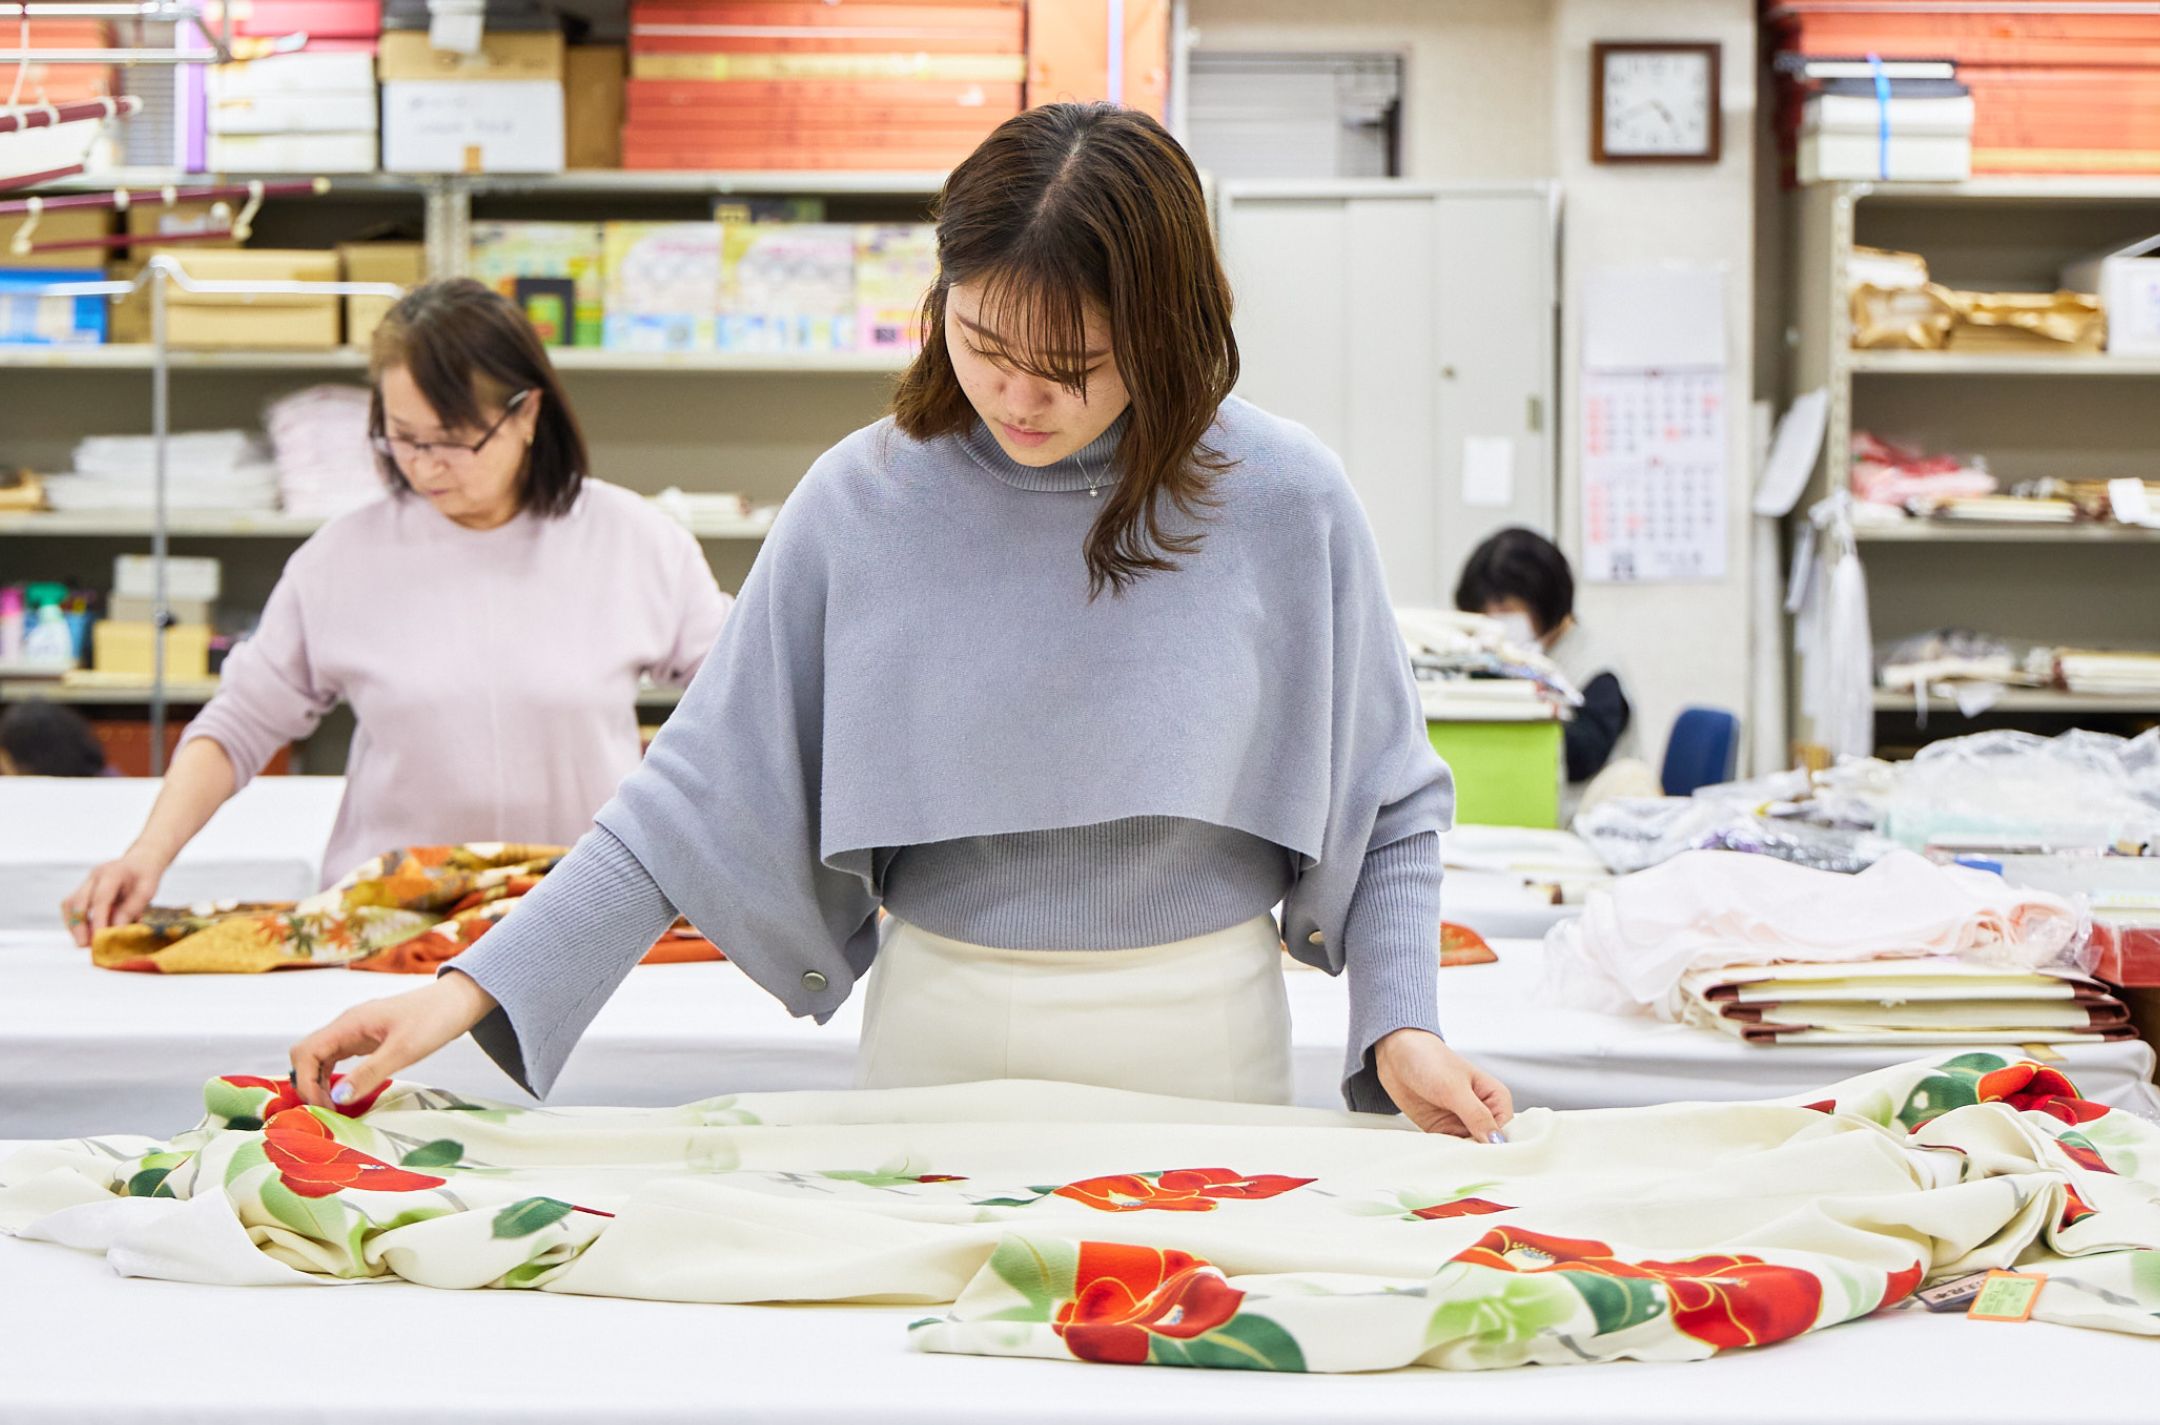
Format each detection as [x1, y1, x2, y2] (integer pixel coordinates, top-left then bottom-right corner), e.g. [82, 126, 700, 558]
[370, 390, 533, 467]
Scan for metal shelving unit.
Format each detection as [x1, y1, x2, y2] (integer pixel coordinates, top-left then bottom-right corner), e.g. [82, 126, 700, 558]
[0, 509, 774, 539]
[1786, 178, 2160, 749]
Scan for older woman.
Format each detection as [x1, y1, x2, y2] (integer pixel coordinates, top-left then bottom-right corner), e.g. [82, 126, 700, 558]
[65, 279, 731, 941]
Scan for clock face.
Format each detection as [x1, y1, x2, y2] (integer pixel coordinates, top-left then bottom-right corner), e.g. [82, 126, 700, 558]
[1601, 48, 1715, 158]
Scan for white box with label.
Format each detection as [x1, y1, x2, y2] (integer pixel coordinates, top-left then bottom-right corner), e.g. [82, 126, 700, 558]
[381, 80, 565, 174]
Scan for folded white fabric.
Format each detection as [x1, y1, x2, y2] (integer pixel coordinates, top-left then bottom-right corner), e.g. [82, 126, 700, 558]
[1543, 849, 2081, 1019]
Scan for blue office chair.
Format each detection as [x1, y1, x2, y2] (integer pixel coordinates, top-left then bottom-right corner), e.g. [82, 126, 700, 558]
[1662, 707, 1741, 797]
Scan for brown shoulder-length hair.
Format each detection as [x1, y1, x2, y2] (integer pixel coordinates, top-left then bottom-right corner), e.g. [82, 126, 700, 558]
[892, 102, 1240, 597]
[368, 277, 590, 518]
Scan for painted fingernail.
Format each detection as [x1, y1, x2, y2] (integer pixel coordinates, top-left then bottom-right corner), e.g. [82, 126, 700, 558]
[330, 1081, 353, 1106]
[1487, 1131, 1508, 1145]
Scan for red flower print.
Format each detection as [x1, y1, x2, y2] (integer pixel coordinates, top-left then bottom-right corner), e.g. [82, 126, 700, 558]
[1053, 1243, 1245, 1365]
[1976, 1063, 2109, 1126]
[219, 1073, 387, 1122]
[1411, 1197, 1515, 1220]
[1802, 1100, 1837, 1115]
[915, 1174, 968, 1184]
[261, 1109, 447, 1199]
[2056, 1134, 2118, 1176]
[1451, 1228, 1824, 1351]
[2059, 1184, 2098, 1231]
[1877, 1262, 1925, 1312]
[1053, 1168, 1316, 1213]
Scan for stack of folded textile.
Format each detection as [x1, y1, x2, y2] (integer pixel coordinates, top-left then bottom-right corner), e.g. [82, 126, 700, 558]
[44, 431, 278, 513]
[1681, 959, 2132, 1046]
[263, 385, 380, 519]
[1543, 848, 2112, 1048]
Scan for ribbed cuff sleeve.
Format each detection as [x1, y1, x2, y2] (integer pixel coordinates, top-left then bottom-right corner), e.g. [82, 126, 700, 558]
[1340, 830, 1445, 1114]
[442, 825, 679, 1098]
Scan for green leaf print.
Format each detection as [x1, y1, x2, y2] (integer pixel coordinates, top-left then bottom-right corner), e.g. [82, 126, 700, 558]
[399, 1140, 466, 1170]
[260, 1177, 350, 1244]
[1149, 1315, 1307, 1372]
[1559, 1270, 1665, 1336]
[124, 1166, 176, 1199]
[1898, 1074, 1979, 1131]
[1425, 1271, 1580, 1349]
[203, 1078, 268, 1124]
[223, 1140, 270, 1188]
[2129, 1250, 2160, 1310]
[984, 1236, 1078, 1316]
[492, 1196, 576, 1239]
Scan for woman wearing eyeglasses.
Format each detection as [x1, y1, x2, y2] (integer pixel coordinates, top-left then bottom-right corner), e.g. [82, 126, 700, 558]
[62, 279, 732, 944]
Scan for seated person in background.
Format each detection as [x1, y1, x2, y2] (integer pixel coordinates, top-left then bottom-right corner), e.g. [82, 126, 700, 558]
[0, 700, 111, 777]
[1455, 528, 1638, 804]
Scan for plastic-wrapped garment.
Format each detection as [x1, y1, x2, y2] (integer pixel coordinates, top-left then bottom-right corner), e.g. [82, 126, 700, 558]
[1575, 796, 1899, 877]
[1885, 730, 2160, 854]
[1542, 848, 2090, 1020]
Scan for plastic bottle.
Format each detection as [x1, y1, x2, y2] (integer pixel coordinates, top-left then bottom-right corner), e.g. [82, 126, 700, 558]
[22, 604, 77, 667]
[0, 587, 22, 663]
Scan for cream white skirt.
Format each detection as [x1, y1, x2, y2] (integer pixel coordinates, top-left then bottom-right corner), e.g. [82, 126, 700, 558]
[854, 912, 1295, 1106]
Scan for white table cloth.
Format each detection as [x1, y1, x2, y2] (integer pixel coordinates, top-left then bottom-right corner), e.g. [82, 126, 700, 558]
[6, 931, 2153, 1140]
[0, 1228, 2153, 1425]
[0, 776, 345, 929]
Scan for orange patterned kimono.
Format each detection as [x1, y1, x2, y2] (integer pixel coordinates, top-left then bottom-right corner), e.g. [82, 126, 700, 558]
[90, 843, 722, 974]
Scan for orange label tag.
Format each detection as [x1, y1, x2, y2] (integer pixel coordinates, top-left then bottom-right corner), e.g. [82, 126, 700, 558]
[1967, 1270, 2046, 1322]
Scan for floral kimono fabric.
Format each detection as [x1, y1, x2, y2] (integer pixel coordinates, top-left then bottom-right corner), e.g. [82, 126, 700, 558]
[3, 1051, 2155, 1373]
[88, 843, 721, 974]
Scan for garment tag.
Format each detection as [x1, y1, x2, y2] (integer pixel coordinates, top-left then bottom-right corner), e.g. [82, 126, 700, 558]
[1915, 1269, 1993, 1313]
[1967, 1270, 2046, 1322]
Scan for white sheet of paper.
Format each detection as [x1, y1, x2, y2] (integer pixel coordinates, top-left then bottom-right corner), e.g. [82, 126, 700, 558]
[2109, 477, 2160, 529]
[1583, 265, 1727, 371]
[1754, 388, 1829, 518]
[1462, 436, 1515, 509]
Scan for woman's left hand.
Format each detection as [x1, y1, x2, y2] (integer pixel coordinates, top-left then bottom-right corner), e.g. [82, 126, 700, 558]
[1374, 1029, 1515, 1139]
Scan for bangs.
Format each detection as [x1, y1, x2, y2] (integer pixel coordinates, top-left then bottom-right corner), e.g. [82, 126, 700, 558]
[964, 259, 1104, 395]
[371, 314, 508, 435]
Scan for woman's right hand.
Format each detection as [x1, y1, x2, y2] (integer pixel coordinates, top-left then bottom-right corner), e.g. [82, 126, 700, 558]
[61, 848, 168, 948]
[288, 973, 500, 1109]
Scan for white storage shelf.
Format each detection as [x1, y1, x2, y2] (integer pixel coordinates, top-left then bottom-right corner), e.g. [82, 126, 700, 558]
[1787, 178, 2160, 749]
[1873, 688, 2160, 715]
[0, 347, 910, 375]
[0, 677, 694, 708]
[0, 510, 772, 540]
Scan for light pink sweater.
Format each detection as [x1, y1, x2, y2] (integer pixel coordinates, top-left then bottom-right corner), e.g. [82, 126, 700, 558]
[179, 481, 732, 884]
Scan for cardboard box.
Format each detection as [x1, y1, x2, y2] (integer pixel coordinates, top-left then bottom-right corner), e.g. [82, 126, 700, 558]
[210, 88, 380, 135]
[213, 50, 378, 99]
[150, 248, 341, 349]
[0, 208, 113, 269]
[2063, 235, 2160, 356]
[382, 80, 566, 173]
[565, 45, 625, 169]
[115, 553, 221, 601]
[207, 132, 381, 173]
[377, 29, 564, 83]
[0, 267, 107, 345]
[339, 241, 427, 349]
[602, 221, 719, 351]
[94, 621, 212, 682]
[717, 223, 855, 354]
[125, 199, 240, 249]
[107, 594, 213, 625]
[469, 221, 604, 346]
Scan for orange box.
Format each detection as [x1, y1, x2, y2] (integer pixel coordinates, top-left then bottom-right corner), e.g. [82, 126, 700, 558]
[1025, 0, 1169, 118]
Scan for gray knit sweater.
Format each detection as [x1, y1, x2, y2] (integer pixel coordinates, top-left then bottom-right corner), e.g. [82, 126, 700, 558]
[449, 399, 1453, 1112]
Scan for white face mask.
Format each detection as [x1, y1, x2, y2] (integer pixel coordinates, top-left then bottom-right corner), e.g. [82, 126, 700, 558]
[1493, 612, 1539, 651]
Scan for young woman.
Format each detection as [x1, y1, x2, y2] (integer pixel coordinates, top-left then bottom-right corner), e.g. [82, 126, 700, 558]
[290, 104, 1514, 1140]
[63, 280, 732, 941]
[1456, 526, 1637, 799]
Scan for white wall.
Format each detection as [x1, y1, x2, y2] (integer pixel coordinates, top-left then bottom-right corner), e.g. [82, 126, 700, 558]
[1189, 0, 1764, 771]
[1551, 0, 1761, 771]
